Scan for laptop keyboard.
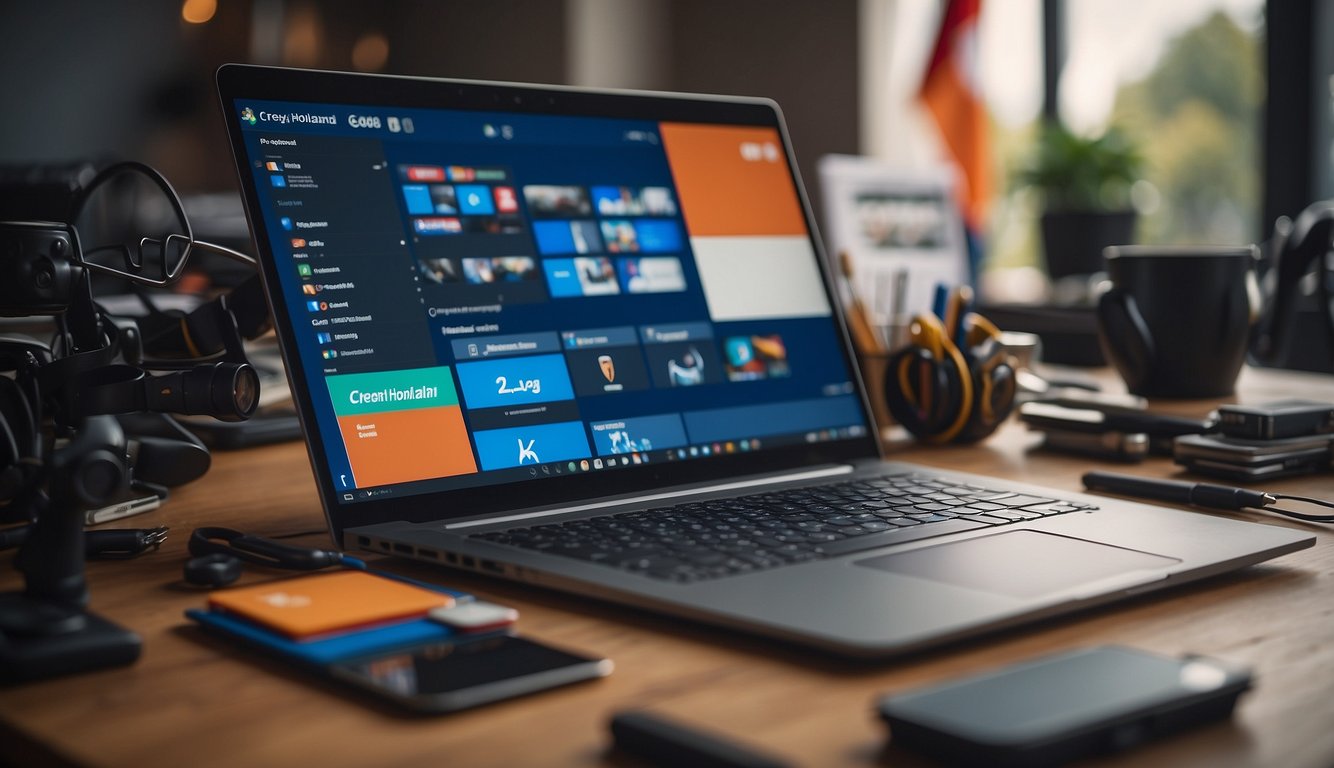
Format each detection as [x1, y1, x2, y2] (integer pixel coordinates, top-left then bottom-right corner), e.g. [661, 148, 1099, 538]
[470, 473, 1097, 583]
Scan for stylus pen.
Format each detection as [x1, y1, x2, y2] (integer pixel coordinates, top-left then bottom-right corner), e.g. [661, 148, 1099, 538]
[932, 283, 949, 324]
[611, 711, 793, 768]
[1082, 471, 1274, 511]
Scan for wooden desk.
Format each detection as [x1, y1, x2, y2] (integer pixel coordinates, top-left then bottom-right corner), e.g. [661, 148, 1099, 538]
[2, 366, 1332, 767]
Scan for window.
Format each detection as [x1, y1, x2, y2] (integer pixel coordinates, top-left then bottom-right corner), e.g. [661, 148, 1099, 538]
[981, 1, 1264, 279]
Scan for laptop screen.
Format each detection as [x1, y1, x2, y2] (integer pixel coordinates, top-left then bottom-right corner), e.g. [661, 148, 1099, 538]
[219, 67, 877, 532]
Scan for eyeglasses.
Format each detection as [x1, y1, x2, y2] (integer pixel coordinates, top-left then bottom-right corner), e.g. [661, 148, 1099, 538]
[72, 161, 254, 287]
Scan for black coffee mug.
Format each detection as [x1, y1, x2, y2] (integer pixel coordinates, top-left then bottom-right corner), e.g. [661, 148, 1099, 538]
[1097, 245, 1259, 398]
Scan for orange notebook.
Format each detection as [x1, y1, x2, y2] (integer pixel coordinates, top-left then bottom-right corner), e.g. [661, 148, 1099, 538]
[207, 570, 453, 640]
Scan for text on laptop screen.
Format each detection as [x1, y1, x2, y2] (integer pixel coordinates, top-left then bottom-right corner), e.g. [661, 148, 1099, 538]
[235, 100, 869, 503]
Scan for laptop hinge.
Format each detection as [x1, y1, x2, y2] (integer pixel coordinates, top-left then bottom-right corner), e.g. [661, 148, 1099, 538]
[444, 464, 855, 530]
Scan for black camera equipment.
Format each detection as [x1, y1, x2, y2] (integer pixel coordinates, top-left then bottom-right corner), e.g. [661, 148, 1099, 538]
[1252, 199, 1334, 371]
[0, 162, 268, 683]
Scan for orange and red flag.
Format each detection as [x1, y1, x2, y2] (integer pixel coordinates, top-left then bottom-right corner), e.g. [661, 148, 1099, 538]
[919, 0, 991, 231]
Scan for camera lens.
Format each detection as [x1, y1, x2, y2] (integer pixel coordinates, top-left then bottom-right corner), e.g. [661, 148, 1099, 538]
[202, 363, 259, 421]
[146, 363, 260, 422]
[233, 365, 259, 415]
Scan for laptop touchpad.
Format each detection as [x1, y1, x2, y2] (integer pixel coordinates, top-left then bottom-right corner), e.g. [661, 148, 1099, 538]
[856, 530, 1180, 599]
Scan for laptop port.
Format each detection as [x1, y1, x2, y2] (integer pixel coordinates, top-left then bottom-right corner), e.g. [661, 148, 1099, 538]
[445, 553, 458, 564]
[461, 556, 476, 568]
[356, 535, 371, 547]
[480, 560, 504, 574]
[393, 543, 412, 554]
[419, 549, 439, 560]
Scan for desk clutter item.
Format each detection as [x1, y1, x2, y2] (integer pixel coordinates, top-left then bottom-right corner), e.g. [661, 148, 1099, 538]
[183, 526, 347, 587]
[1097, 245, 1259, 398]
[884, 287, 1017, 444]
[1172, 399, 1334, 481]
[1250, 200, 1334, 373]
[878, 646, 1252, 767]
[1215, 400, 1334, 440]
[610, 710, 793, 768]
[1083, 471, 1334, 524]
[187, 568, 607, 713]
[1174, 432, 1334, 481]
[206, 570, 455, 639]
[0, 162, 266, 684]
[1019, 401, 1214, 460]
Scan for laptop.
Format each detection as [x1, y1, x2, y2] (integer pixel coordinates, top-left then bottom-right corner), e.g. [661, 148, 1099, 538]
[216, 64, 1312, 657]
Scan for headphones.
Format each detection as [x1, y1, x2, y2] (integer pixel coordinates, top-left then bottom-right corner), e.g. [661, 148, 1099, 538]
[884, 311, 1017, 444]
[183, 527, 347, 587]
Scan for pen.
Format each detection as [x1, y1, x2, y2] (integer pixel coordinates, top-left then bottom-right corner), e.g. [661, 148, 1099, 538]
[949, 285, 972, 350]
[892, 268, 908, 320]
[872, 269, 891, 326]
[839, 252, 884, 354]
[1081, 471, 1272, 510]
[932, 283, 949, 326]
[890, 268, 908, 349]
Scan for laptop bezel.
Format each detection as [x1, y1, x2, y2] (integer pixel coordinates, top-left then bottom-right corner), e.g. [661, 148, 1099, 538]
[215, 64, 882, 541]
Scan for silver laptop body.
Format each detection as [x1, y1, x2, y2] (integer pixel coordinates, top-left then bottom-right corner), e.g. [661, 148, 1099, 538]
[217, 64, 1312, 657]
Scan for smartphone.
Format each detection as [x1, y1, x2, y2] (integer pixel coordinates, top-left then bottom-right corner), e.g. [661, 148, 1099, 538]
[878, 646, 1251, 767]
[328, 634, 612, 713]
[1174, 433, 1333, 480]
[1174, 432, 1334, 462]
[1176, 454, 1330, 480]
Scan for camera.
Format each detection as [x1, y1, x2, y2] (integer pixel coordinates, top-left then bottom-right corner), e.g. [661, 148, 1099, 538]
[76, 362, 260, 423]
[0, 221, 79, 315]
[0, 162, 267, 683]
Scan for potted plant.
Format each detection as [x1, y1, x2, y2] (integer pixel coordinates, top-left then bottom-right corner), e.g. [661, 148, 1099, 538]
[1016, 122, 1143, 280]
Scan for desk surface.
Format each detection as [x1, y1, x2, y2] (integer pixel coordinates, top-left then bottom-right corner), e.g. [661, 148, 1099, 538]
[2, 365, 1332, 768]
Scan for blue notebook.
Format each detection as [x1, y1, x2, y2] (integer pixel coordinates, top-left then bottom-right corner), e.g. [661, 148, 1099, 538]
[187, 609, 458, 666]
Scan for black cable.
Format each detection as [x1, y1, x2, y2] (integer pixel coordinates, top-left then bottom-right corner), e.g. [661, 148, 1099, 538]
[267, 529, 332, 540]
[85, 526, 169, 559]
[1264, 508, 1334, 523]
[1275, 493, 1334, 509]
[188, 527, 343, 570]
[1264, 493, 1334, 523]
[0, 525, 169, 557]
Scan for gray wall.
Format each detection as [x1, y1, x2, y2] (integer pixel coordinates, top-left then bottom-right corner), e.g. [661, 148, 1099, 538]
[0, 0, 859, 201]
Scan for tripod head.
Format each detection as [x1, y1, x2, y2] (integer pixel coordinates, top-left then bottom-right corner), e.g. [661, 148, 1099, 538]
[0, 162, 268, 683]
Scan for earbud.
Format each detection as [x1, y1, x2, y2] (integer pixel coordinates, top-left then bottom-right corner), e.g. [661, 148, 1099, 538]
[183, 553, 243, 587]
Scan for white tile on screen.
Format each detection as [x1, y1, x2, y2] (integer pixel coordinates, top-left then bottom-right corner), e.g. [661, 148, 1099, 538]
[692, 236, 831, 322]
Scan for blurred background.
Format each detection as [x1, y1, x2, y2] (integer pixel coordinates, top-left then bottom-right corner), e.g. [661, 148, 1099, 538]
[1, 0, 1331, 365]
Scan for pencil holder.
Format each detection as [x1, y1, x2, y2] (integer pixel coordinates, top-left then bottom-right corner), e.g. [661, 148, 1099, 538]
[883, 312, 1017, 444]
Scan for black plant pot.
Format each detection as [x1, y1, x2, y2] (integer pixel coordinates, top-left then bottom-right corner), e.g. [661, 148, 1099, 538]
[1040, 209, 1136, 279]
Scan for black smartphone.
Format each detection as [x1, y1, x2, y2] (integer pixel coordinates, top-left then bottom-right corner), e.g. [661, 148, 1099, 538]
[328, 634, 612, 713]
[878, 646, 1251, 767]
[1174, 433, 1333, 480]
